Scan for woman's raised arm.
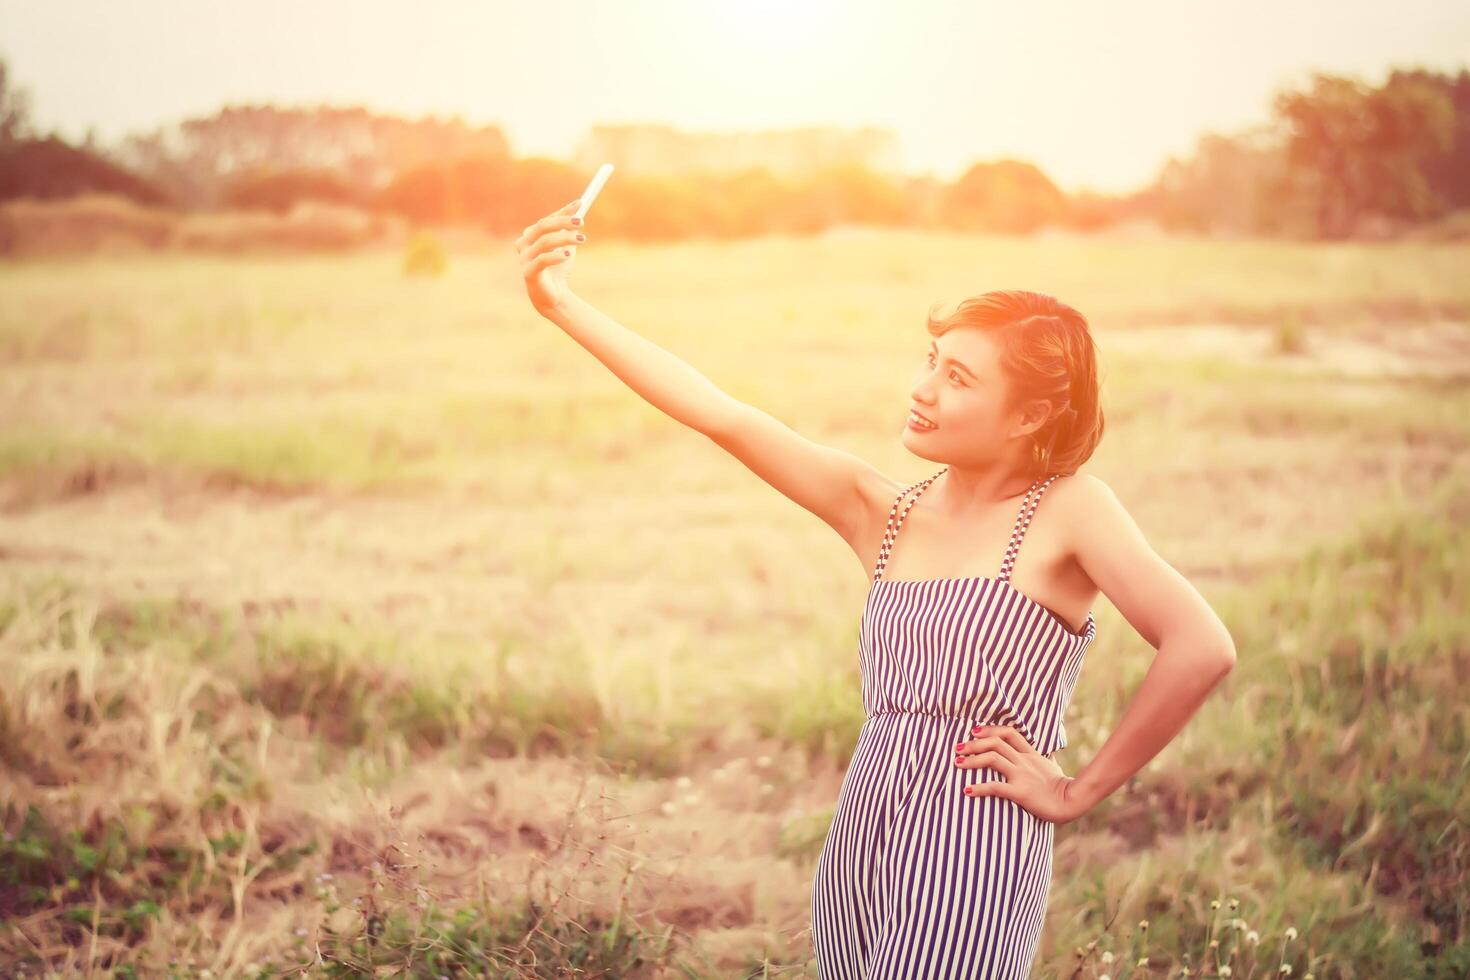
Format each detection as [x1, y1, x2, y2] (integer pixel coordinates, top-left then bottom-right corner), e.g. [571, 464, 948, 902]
[516, 201, 894, 557]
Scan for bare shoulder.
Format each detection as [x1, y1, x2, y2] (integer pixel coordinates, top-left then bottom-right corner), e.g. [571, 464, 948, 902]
[1048, 471, 1234, 657]
[1046, 471, 1120, 512]
[1043, 472, 1132, 553]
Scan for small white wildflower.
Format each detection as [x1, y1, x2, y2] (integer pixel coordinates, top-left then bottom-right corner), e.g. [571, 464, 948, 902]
[1246, 929, 1260, 945]
[756, 755, 772, 768]
[682, 792, 702, 806]
[660, 801, 677, 815]
[1210, 899, 1221, 909]
[1284, 926, 1298, 941]
[1099, 975, 1111, 980]
[1101, 951, 1114, 964]
[675, 775, 693, 788]
[1279, 966, 1293, 976]
[1138, 956, 1149, 967]
[321, 872, 333, 881]
[1220, 966, 1233, 977]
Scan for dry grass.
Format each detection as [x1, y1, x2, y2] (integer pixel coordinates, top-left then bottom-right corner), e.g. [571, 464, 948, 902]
[1, 232, 1468, 977]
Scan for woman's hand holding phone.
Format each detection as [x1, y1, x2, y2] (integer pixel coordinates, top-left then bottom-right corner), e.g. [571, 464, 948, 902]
[516, 198, 585, 317]
[517, 164, 612, 317]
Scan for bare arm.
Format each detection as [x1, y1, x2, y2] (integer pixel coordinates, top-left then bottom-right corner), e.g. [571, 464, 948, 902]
[537, 292, 891, 551]
[1059, 474, 1237, 816]
[517, 202, 893, 555]
[542, 291, 737, 437]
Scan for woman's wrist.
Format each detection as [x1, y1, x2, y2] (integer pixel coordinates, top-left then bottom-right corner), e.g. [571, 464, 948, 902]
[1060, 772, 1103, 822]
[538, 291, 580, 321]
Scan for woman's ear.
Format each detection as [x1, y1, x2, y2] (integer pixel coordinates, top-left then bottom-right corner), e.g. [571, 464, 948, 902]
[1011, 398, 1053, 439]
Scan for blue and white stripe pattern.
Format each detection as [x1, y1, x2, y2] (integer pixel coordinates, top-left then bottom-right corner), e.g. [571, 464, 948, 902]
[811, 468, 1097, 979]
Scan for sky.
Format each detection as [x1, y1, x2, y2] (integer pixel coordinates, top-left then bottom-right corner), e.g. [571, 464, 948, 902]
[2, 0, 1467, 196]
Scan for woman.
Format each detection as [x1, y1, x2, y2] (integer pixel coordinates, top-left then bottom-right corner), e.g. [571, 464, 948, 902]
[515, 199, 1237, 979]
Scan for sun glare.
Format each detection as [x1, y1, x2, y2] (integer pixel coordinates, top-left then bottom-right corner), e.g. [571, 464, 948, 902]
[703, 0, 845, 51]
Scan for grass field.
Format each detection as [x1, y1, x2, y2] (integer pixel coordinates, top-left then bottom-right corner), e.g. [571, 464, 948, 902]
[1, 230, 1468, 978]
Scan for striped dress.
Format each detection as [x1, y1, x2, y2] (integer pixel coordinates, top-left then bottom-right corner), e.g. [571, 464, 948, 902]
[810, 468, 1097, 980]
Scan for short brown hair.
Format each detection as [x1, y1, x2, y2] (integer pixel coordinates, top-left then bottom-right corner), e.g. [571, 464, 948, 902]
[925, 289, 1104, 478]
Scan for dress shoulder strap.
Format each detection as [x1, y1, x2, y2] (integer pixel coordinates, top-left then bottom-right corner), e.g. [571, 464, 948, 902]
[872, 467, 948, 582]
[997, 473, 1063, 582]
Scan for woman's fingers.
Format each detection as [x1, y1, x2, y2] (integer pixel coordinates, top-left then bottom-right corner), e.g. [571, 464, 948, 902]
[955, 749, 1016, 776]
[523, 246, 573, 275]
[528, 227, 583, 258]
[519, 229, 586, 275]
[970, 724, 1035, 756]
[990, 729, 1034, 756]
[515, 200, 583, 250]
[954, 734, 1022, 765]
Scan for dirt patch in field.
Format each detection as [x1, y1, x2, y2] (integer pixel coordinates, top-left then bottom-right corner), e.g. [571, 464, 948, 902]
[1104, 319, 1470, 380]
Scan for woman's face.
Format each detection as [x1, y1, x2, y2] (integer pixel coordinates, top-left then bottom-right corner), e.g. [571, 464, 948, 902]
[904, 328, 1035, 463]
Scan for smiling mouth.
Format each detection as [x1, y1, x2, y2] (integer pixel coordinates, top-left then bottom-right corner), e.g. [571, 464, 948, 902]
[908, 410, 938, 430]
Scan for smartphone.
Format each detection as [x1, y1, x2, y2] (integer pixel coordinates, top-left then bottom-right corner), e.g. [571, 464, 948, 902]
[574, 164, 614, 221]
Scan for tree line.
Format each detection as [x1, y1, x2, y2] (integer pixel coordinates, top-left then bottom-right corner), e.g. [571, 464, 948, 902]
[1, 57, 1466, 241]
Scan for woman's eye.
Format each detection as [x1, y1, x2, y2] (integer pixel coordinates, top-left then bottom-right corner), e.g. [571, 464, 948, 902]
[925, 354, 963, 384]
